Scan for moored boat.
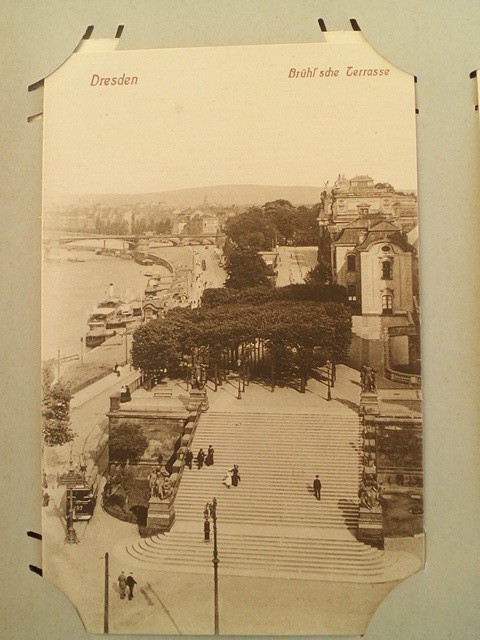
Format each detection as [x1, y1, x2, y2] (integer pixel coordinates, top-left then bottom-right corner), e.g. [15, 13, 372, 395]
[85, 326, 117, 347]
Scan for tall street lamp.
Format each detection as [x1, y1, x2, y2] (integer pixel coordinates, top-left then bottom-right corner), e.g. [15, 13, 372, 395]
[204, 498, 219, 635]
[65, 488, 79, 544]
[326, 359, 332, 401]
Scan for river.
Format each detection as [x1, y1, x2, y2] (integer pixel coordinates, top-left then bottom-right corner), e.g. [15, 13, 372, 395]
[42, 239, 194, 361]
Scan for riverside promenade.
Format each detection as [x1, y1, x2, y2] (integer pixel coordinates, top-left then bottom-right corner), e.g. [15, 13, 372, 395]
[42, 365, 422, 636]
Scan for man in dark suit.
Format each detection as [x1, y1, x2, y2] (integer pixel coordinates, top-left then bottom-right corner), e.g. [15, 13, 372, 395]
[126, 573, 137, 600]
[313, 475, 322, 501]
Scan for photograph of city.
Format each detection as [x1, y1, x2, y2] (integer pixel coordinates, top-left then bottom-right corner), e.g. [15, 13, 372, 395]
[41, 39, 423, 635]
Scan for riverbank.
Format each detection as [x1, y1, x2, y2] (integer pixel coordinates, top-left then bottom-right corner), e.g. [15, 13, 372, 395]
[59, 330, 135, 393]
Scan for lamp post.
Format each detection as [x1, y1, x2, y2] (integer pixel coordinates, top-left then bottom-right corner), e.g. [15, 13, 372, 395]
[237, 357, 242, 400]
[103, 552, 109, 634]
[326, 359, 332, 401]
[65, 448, 79, 544]
[65, 488, 79, 544]
[204, 498, 219, 635]
[124, 329, 129, 366]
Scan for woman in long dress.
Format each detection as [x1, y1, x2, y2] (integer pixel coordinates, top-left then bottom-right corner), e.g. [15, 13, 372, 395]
[231, 465, 241, 487]
[222, 469, 233, 489]
[205, 445, 214, 467]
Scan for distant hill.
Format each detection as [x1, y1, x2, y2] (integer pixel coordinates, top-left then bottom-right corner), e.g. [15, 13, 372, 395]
[52, 184, 323, 209]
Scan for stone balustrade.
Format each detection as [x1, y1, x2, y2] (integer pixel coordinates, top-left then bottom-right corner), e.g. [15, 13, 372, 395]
[145, 402, 204, 535]
[357, 389, 384, 550]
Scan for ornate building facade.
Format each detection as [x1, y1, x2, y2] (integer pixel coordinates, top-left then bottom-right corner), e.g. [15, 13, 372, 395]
[319, 174, 417, 229]
[319, 177, 420, 377]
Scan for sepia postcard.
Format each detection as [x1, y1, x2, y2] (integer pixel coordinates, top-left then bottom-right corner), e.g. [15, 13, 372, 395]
[41, 35, 424, 635]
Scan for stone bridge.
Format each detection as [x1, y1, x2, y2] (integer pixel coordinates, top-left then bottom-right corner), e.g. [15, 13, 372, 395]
[44, 233, 223, 248]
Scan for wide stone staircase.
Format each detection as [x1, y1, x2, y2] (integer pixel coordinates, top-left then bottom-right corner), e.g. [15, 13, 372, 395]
[122, 411, 419, 582]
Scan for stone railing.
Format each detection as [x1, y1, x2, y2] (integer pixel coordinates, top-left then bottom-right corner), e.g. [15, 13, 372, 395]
[145, 391, 207, 535]
[383, 326, 421, 387]
[358, 390, 384, 550]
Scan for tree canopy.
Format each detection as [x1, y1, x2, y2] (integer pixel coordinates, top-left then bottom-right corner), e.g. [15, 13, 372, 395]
[201, 283, 347, 307]
[109, 424, 149, 463]
[131, 288, 352, 387]
[42, 363, 75, 447]
[224, 246, 272, 289]
[224, 199, 320, 250]
[305, 260, 333, 286]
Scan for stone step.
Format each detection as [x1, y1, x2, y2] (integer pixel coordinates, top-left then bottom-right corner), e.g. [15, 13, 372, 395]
[129, 408, 377, 581]
[126, 548, 384, 574]
[160, 531, 370, 547]
[175, 513, 359, 525]
[198, 426, 362, 433]
[138, 538, 379, 560]
[180, 468, 361, 477]
[175, 498, 359, 508]
[123, 532, 392, 580]
[203, 413, 361, 421]
[197, 429, 361, 437]
[132, 535, 381, 560]
[129, 548, 385, 572]
[124, 546, 418, 583]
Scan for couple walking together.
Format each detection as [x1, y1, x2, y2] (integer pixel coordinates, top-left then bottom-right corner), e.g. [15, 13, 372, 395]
[118, 571, 137, 600]
[187, 445, 214, 470]
[223, 465, 240, 488]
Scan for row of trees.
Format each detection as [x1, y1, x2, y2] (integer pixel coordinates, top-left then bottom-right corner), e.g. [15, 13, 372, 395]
[131, 288, 352, 391]
[224, 199, 320, 250]
[202, 282, 348, 306]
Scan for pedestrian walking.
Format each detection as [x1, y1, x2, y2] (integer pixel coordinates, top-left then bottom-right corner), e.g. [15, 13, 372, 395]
[197, 448, 205, 469]
[126, 572, 137, 600]
[231, 465, 241, 487]
[205, 445, 214, 467]
[222, 469, 233, 488]
[118, 571, 127, 599]
[313, 475, 322, 501]
[185, 449, 193, 470]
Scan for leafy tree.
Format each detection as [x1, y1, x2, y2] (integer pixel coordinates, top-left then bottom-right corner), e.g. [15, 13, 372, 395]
[224, 208, 275, 251]
[131, 287, 352, 391]
[225, 247, 272, 289]
[201, 283, 347, 306]
[131, 320, 182, 377]
[305, 260, 332, 286]
[224, 200, 320, 249]
[42, 363, 74, 447]
[109, 424, 148, 463]
[201, 286, 275, 307]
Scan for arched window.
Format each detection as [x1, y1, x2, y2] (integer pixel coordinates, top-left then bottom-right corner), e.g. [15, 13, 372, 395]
[347, 284, 357, 301]
[346, 254, 356, 272]
[381, 259, 393, 280]
[382, 294, 393, 315]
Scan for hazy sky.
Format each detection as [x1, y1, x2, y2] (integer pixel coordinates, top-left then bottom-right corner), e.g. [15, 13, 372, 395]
[43, 41, 417, 205]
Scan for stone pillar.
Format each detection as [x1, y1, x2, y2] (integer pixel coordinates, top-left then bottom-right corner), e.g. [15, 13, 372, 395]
[358, 506, 384, 549]
[359, 391, 380, 416]
[110, 393, 121, 411]
[146, 496, 175, 534]
[187, 388, 209, 412]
